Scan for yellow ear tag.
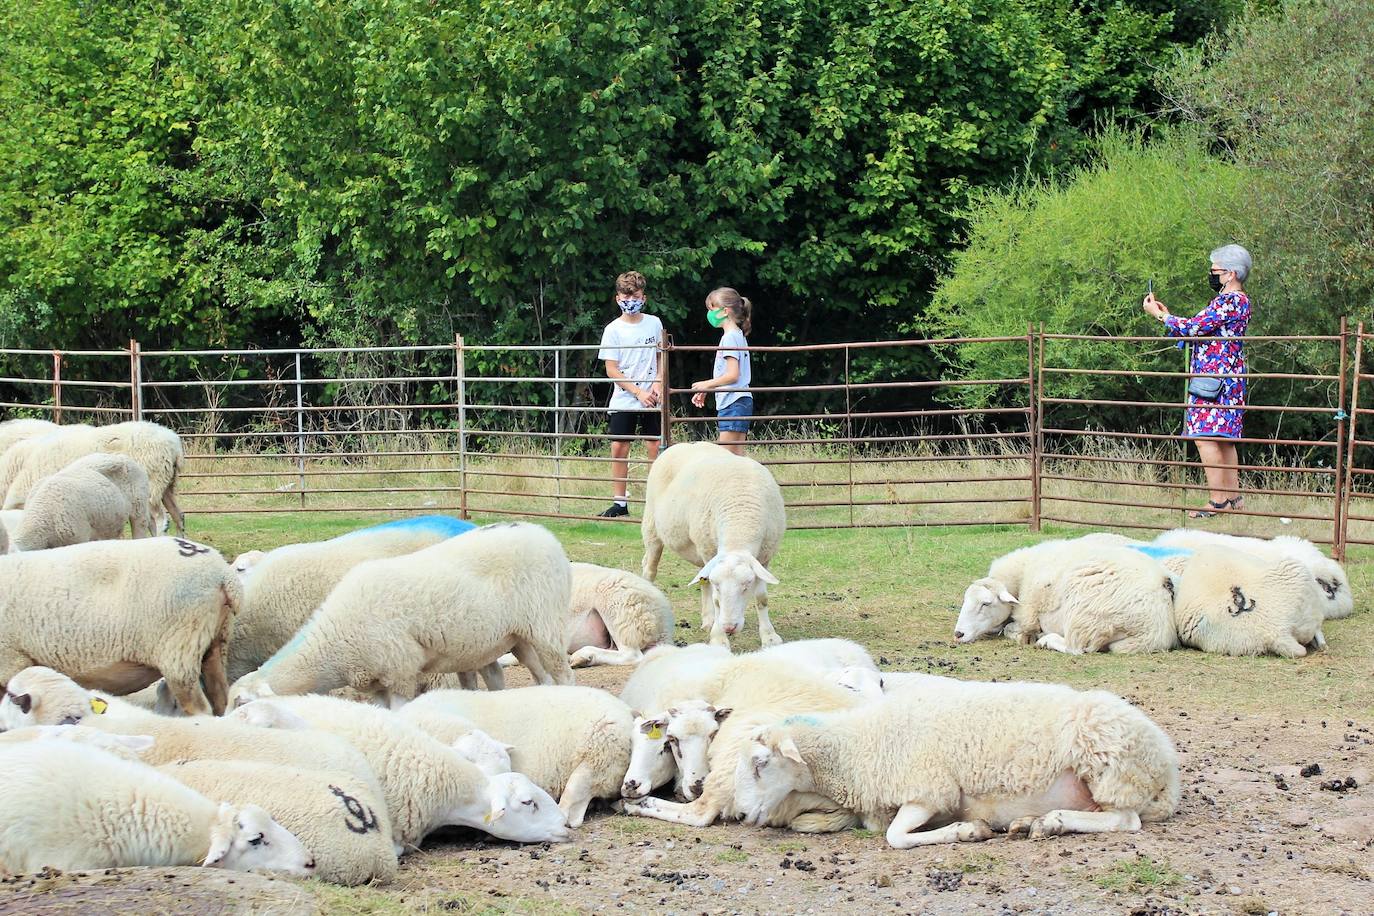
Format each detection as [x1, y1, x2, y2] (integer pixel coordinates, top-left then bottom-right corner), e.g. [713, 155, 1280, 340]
[647, 726, 663, 740]
[482, 812, 493, 824]
[90, 697, 108, 715]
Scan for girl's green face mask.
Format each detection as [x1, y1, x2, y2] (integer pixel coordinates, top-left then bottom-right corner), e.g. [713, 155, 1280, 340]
[707, 308, 728, 328]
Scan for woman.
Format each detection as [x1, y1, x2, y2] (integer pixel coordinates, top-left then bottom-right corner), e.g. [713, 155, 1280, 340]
[690, 287, 754, 455]
[1142, 245, 1252, 518]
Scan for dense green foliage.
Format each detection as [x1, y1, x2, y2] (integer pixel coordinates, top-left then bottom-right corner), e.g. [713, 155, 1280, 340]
[0, 0, 1205, 364]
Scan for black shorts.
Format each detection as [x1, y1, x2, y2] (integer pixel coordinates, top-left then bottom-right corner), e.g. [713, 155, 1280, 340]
[608, 410, 662, 441]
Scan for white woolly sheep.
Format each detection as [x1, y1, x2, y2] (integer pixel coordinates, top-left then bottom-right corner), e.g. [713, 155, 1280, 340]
[956, 542, 1177, 654]
[1172, 545, 1326, 657]
[641, 442, 786, 648]
[12, 452, 154, 550]
[229, 522, 572, 707]
[230, 694, 572, 850]
[228, 515, 476, 682]
[161, 759, 398, 886]
[735, 677, 1181, 847]
[0, 509, 20, 551]
[403, 686, 632, 827]
[2, 421, 186, 534]
[0, 537, 240, 715]
[0, 741, 315, 876]
[1156, 528, 1353, 620]
[391, 709, 514, 776]
[566, 562, 675, 668]
[0, 418, 59, 457]
[0, 723, 155, 761]
[232, 549, 266, 576]
[830, 667, 955, 701]
[622, 658, 865, 833]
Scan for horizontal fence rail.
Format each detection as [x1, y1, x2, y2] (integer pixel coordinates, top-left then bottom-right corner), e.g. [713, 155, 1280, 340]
[0, 323, 1369, 558]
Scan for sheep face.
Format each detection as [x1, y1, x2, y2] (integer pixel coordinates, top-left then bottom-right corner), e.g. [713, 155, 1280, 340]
[228, 699, 310, 730]
[734, 733, 814, 827]
[232, 550, 266, 577]
[227, 674, 275, 709]
[831, 666, 885, 700]
[665, 701, 731, 801]
[479, 773, 571, 843]
[0, 666, 94, 731]
[954, 578, 1018, 643]
[205, 803, 316, 876]
[621, 714, 675, 799]
[692, 551, 779, 636]
[452, 729, 514, 776]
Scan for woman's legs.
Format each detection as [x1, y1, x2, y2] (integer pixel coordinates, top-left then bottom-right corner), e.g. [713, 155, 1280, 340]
[718, 430, 746, 455]
[1192, 439, 1241, 513]
[1218, 442, 1241, 505]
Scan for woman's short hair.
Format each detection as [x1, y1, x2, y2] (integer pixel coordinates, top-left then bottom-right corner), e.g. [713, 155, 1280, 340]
[1210, 244, 1252, 282]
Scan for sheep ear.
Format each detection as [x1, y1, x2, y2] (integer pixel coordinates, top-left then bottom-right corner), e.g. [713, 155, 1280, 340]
[690, 555, 723, 585]
[996, 588, 1018, 605]
[483, 803, 506, 825]
[748, 557, 779, 586]
[713, 706, 733, 723]
[7, 692, 31, 714]
[202, 804, 237, 867]
[778, 738, 805, 765]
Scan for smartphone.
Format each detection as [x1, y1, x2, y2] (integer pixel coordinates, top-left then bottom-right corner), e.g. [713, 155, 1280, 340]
[1147, 278, 1154, 297]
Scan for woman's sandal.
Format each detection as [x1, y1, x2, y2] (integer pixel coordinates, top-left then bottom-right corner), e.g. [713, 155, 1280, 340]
[1187, 499, 1232, 519]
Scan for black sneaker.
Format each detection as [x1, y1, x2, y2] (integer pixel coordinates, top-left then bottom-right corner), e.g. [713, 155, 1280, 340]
[598, 503, 630, 518]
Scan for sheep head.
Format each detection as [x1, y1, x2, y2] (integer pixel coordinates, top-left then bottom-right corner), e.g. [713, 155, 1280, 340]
[451, 729, 514, 776]
[734, 727, 815, 827]
[830, 665, 885, 700]
[203, 802, 316, 876]
[954, 578, 1018, 643]
[691, 551, 778, 636]
[478, 773, 571, 843]
[0, 666, 97, 731]
[664, 701, 731, 802]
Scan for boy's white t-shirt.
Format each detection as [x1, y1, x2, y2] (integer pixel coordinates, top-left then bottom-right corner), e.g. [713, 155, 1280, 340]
[714, 328, 751, 411]
[599, 314, 664, 412]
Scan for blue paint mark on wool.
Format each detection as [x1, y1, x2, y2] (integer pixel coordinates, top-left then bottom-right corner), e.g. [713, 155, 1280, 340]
[782, 715, 823, 728]
[1128, 544, 1193, 560]
[261, 612, 318, 673]
[337, 515, 475, 540]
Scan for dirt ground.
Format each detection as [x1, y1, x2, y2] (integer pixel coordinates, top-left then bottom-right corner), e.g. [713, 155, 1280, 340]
[9, 662, 1367, 916]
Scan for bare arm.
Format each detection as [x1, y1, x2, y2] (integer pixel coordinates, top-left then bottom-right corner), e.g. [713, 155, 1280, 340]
[606, 359, 658, 407]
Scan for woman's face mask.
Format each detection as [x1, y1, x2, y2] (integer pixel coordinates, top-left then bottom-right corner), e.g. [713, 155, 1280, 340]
[1208, 269, 1229, 293]
[707, 307, 727, 328]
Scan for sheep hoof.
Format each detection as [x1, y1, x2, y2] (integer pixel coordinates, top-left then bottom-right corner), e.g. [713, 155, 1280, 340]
[957, 820, 994, 842]
[1021, 812, 1065, 840]
[569, 650, 593, 669]
[622, 799, 655, 817]
[761, 633, 783, 648]
[1007, 815, 1035, 837]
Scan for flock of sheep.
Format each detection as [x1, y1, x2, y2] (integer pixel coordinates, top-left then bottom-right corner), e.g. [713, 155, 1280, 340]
[0, 422, 1358, 890]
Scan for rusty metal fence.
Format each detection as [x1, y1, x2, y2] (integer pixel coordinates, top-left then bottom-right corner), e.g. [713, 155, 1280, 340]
[0, 326, 1368, 556]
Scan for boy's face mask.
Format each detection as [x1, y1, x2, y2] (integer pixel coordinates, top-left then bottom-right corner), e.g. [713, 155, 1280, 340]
[707, 307, 727, 328]
[619, 297, 645, 314]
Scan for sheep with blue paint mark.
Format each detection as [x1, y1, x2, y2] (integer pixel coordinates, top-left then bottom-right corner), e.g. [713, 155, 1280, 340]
[955, 536, 1177, 654]
[227, 515, 477, 683]
[228, 522, 573, 707]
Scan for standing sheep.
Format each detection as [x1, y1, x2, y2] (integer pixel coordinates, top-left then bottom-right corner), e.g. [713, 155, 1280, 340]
[228, 515, 476, 682]
[734, 678, 1180, 847]
[1172, 545, 1326, 657]
[12, 452, 154, 550]
[229, 522, 573, 707]
[2, 420, 185, 534]
[641, 442, 786, 648]
[566, 562, 675, 668]
[402, 686, 633, 827]
[0, 537, 240, 716]
[0, 742, 315, 876]
[0, 419, 58, 457]
[160, 760, 398, 886]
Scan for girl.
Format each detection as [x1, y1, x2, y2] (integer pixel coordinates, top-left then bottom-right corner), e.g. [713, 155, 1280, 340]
[690, 288, 753, 455]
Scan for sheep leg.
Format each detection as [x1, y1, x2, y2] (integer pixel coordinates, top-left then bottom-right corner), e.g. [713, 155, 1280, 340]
[162, 483, 186, 535]
[201, 637, 229, 717]
[1271, 636, 1308, 658]
[570, 645, 644, 668]
[1309, 629, 1327, 652]
[755, 587, 781, 648]
[511, 641, 553, 685]
[1034, 632, 1081, 655]
[163, 673, 213, 717]
[559, 762, 597, 828]
[457, 671, 479, 690]
[1008, 808, 1141, 839]
[533, 643, 575, 686]
[640, 535, 663, 581]
[886, 804, 993, 849]
[478, 661, 505, 690]
[621, 795, 720, 828]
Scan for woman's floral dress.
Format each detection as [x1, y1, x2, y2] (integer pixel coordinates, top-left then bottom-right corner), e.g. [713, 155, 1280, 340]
[1163, 291, 1250, 439]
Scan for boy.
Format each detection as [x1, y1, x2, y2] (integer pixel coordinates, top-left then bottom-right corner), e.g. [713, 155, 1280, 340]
[597, 271, 664, 518]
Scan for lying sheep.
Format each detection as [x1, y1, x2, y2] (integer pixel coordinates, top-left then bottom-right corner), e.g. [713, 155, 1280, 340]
[231, 694, 571, 850]
[956, 543, 1177, 654]
[0, 509, 19, 551]
[0, 418, 58, 457]
[2, 420, 185, 534]
[735, 677, 1180, 847]
[403, 686, 632, 827]
[1172, 545, 1326, 657]
[831, 667, 954, 701]
[623, 699, 731, 803]
[393, 710, 514, 776]
[12, 452, 154, 550]
[623, 658, 865, 832]
[0, 741, 315, 876]
[641, 442, 786, 648]
[0, 723, 154, 760]
[228, 515, 475, 682]
[1156, 528, 1353, 620]
[0, 537, 240, 715]
[161, 760, 398, 886]
[229, 522, 572, 706]
[567, 562, 675, 667]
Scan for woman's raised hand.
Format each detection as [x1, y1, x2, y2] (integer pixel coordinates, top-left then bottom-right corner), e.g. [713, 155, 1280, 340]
[1142, 292, 1169, 320]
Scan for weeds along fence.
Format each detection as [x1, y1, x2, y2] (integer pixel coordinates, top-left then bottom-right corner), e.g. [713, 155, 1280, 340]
[0, 325, 1369, 557]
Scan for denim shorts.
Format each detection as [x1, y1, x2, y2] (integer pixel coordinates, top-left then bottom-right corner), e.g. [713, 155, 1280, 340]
[718, 397, 754, 433]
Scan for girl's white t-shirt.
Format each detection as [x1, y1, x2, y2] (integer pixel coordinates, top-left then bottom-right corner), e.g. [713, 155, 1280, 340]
[598, 315, 663, 411]
[714, 328, 751, 411]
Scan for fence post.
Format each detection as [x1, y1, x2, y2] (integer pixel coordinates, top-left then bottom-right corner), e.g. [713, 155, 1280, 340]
[658, 338, 672, 448]
[1341, 321, 1363, 560]
[1030, 325, 1044, 532]
[51, 351, 62, 425]
[456, 334, 468, 520]
[128, 339, 142, 421]
[1332, 317, 1349, 559]
[553, 349, 562, 515]
[844, 345, 854, 528]
[295, 352, 307, 509]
